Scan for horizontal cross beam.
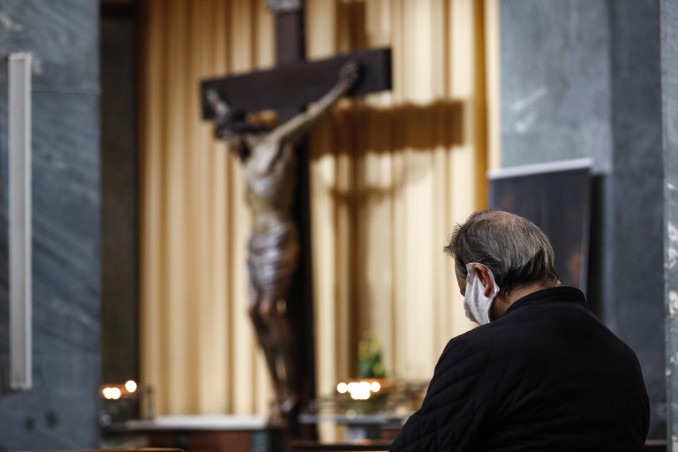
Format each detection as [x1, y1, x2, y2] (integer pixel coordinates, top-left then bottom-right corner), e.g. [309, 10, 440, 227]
[200, 47, 391, 119]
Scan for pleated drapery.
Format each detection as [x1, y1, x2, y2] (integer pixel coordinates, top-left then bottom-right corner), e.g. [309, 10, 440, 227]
[139, 0, 495, 426]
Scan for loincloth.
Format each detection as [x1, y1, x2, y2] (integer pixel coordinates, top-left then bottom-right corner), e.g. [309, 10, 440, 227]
[247, 222, 299, 297]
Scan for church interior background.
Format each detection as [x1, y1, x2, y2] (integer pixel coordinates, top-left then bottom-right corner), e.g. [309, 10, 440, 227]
[1, 0, 678, 450]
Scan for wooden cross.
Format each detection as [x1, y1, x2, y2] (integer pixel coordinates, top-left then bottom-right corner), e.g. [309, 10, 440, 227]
[200, 1, 391, 440]
[200, 46, 391, 119]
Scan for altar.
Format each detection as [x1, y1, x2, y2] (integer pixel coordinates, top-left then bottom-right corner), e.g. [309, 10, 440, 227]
[103, 415, 281, 452]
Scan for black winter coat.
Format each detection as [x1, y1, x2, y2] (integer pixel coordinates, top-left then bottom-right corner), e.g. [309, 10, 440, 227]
[390, 286, 650, 452]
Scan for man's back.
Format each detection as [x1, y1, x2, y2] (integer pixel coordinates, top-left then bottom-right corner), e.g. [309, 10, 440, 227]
[478, 286, 649, 450]
[391, 286, 649, 452]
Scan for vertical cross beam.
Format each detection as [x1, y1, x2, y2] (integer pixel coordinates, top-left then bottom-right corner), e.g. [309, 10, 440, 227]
[269, 0, 316, 441]
[274, 4, 305, 66]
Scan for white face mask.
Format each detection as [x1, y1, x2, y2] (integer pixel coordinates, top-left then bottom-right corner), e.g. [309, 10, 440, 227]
[463, 263, 501, 325]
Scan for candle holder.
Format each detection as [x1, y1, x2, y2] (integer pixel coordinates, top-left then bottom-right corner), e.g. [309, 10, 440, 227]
[99, 381, 155, 427]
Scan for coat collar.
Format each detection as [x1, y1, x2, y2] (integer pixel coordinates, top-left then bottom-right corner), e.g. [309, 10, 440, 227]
[505, 286, 587, 316]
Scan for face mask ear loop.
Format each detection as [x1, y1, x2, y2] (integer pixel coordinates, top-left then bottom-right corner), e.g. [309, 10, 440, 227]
[463, 263, 500, 325]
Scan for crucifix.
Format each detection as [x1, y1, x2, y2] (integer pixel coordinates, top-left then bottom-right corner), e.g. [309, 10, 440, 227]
[200, 0, 391, 432]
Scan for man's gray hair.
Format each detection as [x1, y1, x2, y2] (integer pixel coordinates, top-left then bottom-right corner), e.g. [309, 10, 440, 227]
[444, 209, 559, 295]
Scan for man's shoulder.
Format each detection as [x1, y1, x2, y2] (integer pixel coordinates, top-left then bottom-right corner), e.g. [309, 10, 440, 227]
[437, 326, 498, 368]
[428, 329, 496, 400]
[446, 318, 518, 348]
[454, 295, 639, 365]
[440, 314, 544, 362]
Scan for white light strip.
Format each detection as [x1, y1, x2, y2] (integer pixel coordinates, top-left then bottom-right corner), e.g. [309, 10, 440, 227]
[487, 157, 594, 180]
[9, 52, 32, 391]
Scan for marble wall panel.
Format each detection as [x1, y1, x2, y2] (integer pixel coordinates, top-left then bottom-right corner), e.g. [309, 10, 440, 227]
[0, 0, 100, 449]
[500, 0, 613, 172]
[0, 0, 98, 90]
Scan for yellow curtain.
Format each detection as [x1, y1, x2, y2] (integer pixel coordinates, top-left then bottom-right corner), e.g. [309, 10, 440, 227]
[306, 0, 488, 425]
[139, 0, 489, 419]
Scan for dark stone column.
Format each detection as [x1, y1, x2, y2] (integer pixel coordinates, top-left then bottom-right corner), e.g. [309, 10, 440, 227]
[501, 0, 665, 438]
[100, 2, 139, 390]
[608, 1, 664, 439]
[662, 0, 678, 446]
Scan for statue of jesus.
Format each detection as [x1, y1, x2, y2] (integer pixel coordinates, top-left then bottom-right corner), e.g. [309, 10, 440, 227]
[208, 61, 360, 424]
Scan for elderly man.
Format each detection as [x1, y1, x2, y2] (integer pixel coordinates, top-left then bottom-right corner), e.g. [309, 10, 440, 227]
[390, 210, 649, 452]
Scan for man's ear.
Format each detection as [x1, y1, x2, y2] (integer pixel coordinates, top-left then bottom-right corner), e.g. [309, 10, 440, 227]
[472, 264, 494, 297]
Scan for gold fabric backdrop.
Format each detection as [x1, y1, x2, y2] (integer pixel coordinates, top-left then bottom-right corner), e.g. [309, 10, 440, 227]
[139, 0, 496, 426]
